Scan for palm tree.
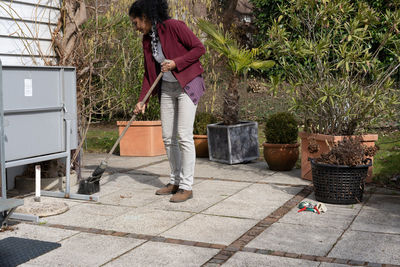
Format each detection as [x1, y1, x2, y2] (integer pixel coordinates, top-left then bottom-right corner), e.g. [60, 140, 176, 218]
[197, 19, 275, 125]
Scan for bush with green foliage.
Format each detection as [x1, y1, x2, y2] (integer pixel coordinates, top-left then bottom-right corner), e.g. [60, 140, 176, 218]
[248, 0, 285, 46]
[81, 7, 160, 122]
[193, 112, 218, 135]
[264, 112, 298, 144]
[263, 0, 400, 135]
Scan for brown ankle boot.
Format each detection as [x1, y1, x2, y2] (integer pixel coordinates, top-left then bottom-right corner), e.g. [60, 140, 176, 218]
[169, 189, 193, 202]
[155, 184, 179, 195]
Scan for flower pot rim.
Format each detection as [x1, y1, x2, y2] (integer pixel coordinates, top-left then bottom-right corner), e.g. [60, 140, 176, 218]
[117, 120, 162, 126]
[193, 134, 208, 139]
[298, 131, 378, 142]
[208, 121, 257, 128]
[262, 142, 300, 148]
[309, 158, 372, 168]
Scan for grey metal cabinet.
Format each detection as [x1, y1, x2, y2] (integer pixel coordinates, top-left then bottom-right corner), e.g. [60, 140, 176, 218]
[1, 66, 77, 162]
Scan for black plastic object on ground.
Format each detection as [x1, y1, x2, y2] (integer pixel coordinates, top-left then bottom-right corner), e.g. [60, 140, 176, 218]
[0, 237, 61, 267]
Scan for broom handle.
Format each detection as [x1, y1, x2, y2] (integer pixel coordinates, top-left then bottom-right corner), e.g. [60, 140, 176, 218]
[104, 72, 163, 163]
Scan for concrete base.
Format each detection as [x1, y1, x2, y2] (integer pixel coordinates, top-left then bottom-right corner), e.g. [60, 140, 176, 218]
[15, 197, 69, 217]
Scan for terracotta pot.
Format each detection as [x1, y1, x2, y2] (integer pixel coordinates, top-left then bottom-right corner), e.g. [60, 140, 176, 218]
[299, 132, 378, 183]
[194, 134, 209, 158]
[117, 121, 166, 156]
[263, 143, 300, 171]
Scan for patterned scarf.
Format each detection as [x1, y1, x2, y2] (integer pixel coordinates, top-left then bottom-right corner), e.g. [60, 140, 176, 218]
[150, 24, 159, 58]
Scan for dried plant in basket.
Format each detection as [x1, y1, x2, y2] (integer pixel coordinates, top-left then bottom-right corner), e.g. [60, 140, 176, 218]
[315, 137, 378, 166]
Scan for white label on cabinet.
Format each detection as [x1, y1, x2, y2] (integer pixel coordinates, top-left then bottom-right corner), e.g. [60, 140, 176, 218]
[24, 79, 33, 97]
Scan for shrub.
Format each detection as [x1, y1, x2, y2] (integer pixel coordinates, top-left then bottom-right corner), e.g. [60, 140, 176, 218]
[264, 112, 298, 144]
[193, 112, 218, 135]
[264, 0, 400, 135]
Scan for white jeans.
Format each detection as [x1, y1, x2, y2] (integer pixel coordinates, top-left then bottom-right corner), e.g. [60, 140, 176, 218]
[160, 81, 197, 190]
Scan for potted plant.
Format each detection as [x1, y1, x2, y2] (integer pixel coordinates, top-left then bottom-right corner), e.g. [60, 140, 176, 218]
[263, 112, 299, 171]
[117, 97, 166, 156]
[193, 112, 218, 158]
[197, 19, 275, 164]
[264, 0, 399, 180]
[311, 137, 378, 204]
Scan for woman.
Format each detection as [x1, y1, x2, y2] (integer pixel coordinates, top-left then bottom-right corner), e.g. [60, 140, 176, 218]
[129, 0, 206, 202]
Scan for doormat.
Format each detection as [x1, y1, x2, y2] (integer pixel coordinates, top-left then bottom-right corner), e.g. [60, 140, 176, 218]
[0, 237, 61, 267]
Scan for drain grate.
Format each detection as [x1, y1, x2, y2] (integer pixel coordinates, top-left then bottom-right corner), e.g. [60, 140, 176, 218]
[0, 237, 61, 267]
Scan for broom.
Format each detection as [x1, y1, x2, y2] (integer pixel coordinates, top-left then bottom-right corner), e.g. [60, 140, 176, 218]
[78, 72, 164, 195]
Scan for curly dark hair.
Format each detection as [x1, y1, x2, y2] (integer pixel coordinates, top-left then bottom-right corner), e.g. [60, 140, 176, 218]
[129, 0, 170, 24]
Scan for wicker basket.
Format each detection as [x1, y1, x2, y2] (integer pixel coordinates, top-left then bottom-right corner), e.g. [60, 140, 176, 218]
[310, 158, 372, 204]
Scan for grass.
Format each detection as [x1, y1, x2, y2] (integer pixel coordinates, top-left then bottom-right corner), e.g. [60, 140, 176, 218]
[84, 123, 119, 153]
[372, 130, 400, 186]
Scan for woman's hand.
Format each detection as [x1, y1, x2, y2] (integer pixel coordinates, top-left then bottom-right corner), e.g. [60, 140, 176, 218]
[161, 60, 176, 73]
[134, 102, 146, 114]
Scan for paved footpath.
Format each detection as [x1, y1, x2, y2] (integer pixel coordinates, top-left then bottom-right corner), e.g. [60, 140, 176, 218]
[1, 153, 400, 267]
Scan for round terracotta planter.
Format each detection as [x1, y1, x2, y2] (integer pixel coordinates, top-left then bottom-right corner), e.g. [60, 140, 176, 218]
[263, 143, 300, 171]
[194, 134, 209, 158]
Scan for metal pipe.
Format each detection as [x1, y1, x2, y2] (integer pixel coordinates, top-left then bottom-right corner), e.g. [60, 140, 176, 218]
[0, 59, 6, 199]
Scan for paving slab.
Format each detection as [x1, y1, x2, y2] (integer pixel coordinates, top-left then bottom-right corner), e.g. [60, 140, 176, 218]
[350, 194, 400, 234]
[21, 232, 145, 267]
[163, 214, 257, 245]
[280, 193, 362, 230]
[261, 169, 311, 185]
[101, 172, 205, 190]
[147, 180, 251, 213]
[203, 184, 302, 219]
[351, 208, 400, 234]
[223, 252, 320, 267]
[71, 182, 122, 199]
[99, 186, 164, 208]
[104, 241, 219, 267]
[98, 207, 193, 235]
[42, 203, 131, 229]
[134, 160, 176, 177]
[362, 194, 400, 212]
[82, 153, 167, 170]
[246, 222, 342, 256]
[137, 159, 275, 182]
[99, 172, 163, 188]
[328, 230, 400, 265]
[193, 179, 252, 196]
[0, 223, 78, 243]
[194, 159, 275, 182]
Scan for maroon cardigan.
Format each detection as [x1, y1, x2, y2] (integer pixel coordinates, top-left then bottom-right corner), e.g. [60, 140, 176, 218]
[139, 19, 206, 103]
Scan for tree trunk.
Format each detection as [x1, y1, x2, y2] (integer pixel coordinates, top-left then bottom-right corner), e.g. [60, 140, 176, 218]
[219, 0, 238, 30]
[223, 76, 240, 125]
[52, 0, 87, 66]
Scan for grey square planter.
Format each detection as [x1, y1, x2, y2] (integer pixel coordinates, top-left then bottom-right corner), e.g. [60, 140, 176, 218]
[207, 121, 259, 164]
